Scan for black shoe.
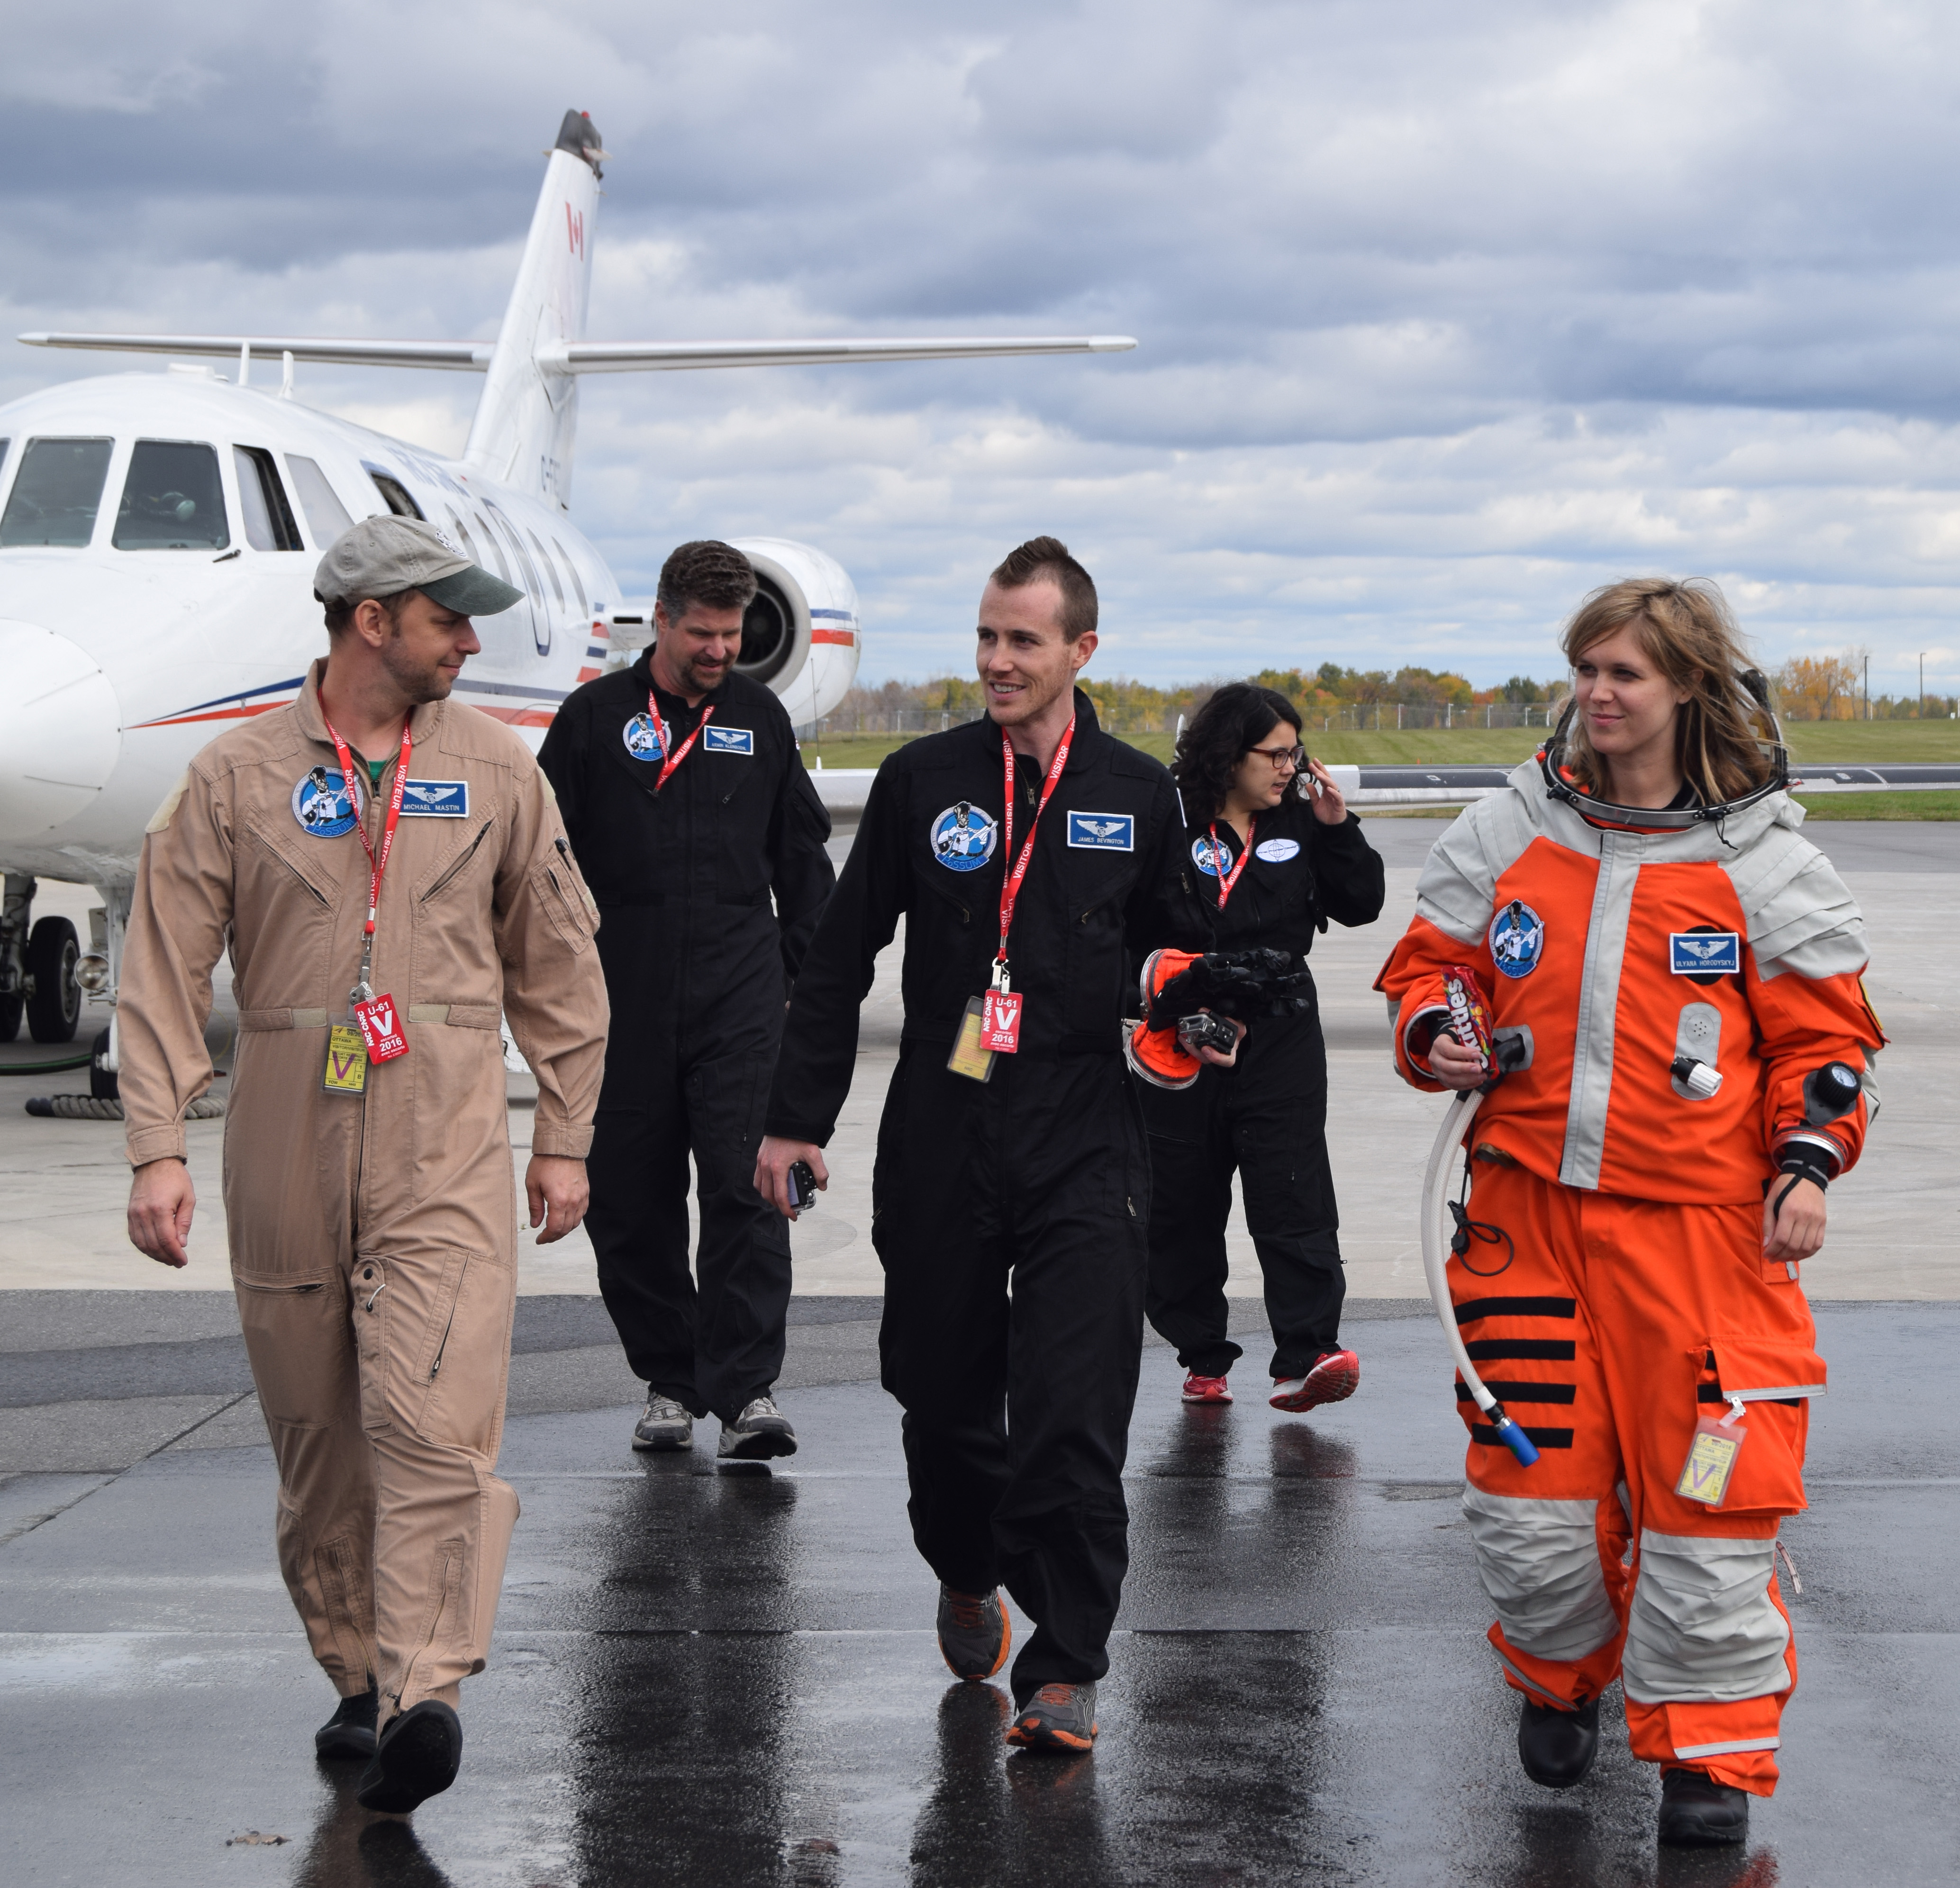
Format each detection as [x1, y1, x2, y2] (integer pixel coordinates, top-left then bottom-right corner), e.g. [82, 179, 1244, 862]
[1658, 1767, 1750, 1847]
[315, 1681, 379, 1761]
[936, 1584, 1011, 1681]
[717, 1395, 798, 1461]
[354, 1701, 463, 1815]
[1517, 1694, 1599, 1789]
[1005, 1681, 1098, 1752]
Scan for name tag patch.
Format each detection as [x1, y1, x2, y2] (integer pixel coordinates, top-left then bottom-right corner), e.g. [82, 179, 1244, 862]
[291, 765, 363, 838]
[1067, 811, 1134, 851]
[931, 802, 998, 871]
[1254, 837, 1300, 863]
[400, 780, 469, 817]
[1671, 931, 1741, 977]
[703, 726, 754, 755]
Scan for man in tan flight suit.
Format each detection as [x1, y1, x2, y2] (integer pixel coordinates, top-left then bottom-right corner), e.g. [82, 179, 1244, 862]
[122, 516, 608, 1815]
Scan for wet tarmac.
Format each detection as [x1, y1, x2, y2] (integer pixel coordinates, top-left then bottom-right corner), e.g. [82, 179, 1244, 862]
[3, 1301, 1955, 1887]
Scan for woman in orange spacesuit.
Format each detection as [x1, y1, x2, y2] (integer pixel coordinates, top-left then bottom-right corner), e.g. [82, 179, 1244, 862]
[1376, 579, 1881, 1849]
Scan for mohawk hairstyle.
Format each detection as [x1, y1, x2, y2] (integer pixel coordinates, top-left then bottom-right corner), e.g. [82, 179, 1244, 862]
[990, 535, 1098, 641]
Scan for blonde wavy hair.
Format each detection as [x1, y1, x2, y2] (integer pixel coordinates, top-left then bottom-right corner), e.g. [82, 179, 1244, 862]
[1558, 578, 1773, 804]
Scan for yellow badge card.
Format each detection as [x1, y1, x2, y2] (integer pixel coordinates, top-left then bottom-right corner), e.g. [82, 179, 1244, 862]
[946, 995, 997, 1083]
[1676, 1416, 1746, 1508]
[323, 1024, 368, 1095]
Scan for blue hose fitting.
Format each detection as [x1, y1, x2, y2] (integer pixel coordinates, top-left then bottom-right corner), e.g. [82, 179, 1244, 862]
[1487, 1402, 1540, 1467]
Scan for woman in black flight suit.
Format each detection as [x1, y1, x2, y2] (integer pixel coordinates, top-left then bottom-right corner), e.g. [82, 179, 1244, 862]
[1143, 683, 1386, 1411]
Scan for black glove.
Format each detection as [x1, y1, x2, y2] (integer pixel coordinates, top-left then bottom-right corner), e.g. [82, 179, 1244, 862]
[1146, 947, 1313, 1028]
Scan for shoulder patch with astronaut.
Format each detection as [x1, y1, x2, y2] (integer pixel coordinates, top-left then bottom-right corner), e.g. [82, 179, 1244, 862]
[291, 765, 364, 838]
[400, 780, 469, 818]
[930, 801, 998, 871]
[703, 725, 754, 755]
[622, 712, 666, 763]
[1488, 898, 1545, 978]
[1670, 929, 1741, 980]
[1067, 811, 1134, 851]
[1255, 836, 1301, 863]
[1192, 832, 1234, 878]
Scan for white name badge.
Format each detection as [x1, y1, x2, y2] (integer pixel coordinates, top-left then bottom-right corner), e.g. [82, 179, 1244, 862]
[1254, 837, 1300, 862]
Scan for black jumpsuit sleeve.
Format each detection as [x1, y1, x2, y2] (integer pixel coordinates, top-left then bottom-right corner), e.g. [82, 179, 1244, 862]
[1310, 812, 1387, 927]
[536, 693, 588, 857]
[764, 756, 909, 1146]
[1121, 772, 1191, 962]
[768, 746, 837, 982]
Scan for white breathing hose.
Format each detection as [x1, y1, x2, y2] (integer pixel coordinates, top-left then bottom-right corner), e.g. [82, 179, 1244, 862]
[1420, 1085, 1540, 1468]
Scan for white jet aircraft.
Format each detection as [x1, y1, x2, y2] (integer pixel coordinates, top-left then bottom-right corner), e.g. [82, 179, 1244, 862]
[0, 109, 1133, 1081]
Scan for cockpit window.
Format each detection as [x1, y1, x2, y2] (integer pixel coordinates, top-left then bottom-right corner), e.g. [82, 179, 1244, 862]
[284, 455, 354, 546]
[0, 437, 113, 547]
[114, 440, 229, 550]
[234, 446, 303, 551]
[366, 467, 424, 520]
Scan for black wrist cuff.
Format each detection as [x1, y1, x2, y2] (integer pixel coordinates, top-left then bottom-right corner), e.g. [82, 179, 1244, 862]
[1777, 1152, 1832, 1193]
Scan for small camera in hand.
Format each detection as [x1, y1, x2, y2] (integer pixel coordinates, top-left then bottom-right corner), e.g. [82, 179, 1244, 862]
[1176, 1011, 1239, 1057]
[788, 1160, 817, 1210]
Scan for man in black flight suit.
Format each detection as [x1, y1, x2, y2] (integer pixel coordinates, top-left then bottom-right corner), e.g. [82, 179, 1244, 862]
[541, 540, 835, 1460]
[756, 537, 1233, 1752]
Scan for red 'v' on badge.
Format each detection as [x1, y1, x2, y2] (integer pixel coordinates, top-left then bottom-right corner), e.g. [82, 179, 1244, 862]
[980, 988, 1023, 1053]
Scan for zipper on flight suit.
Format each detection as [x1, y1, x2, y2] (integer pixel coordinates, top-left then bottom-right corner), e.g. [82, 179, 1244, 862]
[419, 820, 494, 902]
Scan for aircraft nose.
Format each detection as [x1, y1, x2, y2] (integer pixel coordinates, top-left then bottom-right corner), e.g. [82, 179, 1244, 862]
[0, 620, 123, 841]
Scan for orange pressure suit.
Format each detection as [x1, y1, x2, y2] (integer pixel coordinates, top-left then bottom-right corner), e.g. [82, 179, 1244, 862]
[1376, 759, 1880, 1796]
[119, 663, 608, 1724]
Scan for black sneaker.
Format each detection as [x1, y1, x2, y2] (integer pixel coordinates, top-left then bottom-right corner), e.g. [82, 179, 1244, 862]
[1517, 1694, 1599, 1789]
[354, 1700, 463, 1815]
[717, 1395, 798, 1461]
[936, 1584, 1011, 1681]
[1658, 1767, 1750, 1846]
[315, 1680, 378, 1761]
[1005, 1681, 1098, 1752]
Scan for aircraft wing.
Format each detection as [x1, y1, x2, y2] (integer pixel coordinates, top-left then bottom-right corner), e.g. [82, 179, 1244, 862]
[18, 333, 491, 370]
[18, 332, 1134, 373]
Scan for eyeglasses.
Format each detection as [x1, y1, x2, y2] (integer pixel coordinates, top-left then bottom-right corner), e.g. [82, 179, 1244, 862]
[1246, 743, 1307, 771]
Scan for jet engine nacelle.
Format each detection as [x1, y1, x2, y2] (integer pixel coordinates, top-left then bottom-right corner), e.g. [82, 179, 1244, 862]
[726, 537, 860, 726]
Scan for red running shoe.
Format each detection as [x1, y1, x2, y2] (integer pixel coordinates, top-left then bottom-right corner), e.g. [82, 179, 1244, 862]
[1181, 1372, 1233, 1404]
[1270, 1348, 1360, 1413]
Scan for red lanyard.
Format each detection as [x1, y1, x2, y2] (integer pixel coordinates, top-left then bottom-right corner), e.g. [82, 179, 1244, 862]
[1208, 816, 1254, 909]
[322, 712, 411, 996]
[646, 691, 715, 791]
[993, 715, 1075, 986]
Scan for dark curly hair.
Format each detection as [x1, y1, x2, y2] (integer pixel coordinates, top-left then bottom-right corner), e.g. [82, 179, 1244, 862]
[1171, 683, 1304, 824]
[657, 539, 758, 619]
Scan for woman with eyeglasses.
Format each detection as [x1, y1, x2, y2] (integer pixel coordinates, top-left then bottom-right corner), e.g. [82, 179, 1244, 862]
[1140, 682, 1385, 1413]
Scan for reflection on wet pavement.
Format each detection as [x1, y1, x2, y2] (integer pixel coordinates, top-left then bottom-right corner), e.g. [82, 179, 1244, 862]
[3, 1308, 1957, 1884]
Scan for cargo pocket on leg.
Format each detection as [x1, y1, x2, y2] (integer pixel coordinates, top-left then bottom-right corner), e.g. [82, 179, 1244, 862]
[1690, 1334, 1826, 1518]
[412, 1248, 513, 1457]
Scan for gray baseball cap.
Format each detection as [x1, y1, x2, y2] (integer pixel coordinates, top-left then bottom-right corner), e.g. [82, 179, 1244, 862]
[313, 515, 525, 617]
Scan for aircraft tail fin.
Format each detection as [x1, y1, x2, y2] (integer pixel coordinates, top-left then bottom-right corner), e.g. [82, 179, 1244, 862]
[462, 111, 605, 506]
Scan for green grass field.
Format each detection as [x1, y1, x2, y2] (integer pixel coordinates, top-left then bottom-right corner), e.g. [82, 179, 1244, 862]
[799, 720, 1960, 816]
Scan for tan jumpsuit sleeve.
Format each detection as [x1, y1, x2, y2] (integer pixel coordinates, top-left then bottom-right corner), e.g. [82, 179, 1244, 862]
[495, 757, 608, 1160]
[120, 765, 235, 1167]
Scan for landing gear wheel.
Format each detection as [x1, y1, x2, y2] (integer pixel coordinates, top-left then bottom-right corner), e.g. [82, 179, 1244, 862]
[90, 1027, 119, 1101]
[26, 917, 81, 1043]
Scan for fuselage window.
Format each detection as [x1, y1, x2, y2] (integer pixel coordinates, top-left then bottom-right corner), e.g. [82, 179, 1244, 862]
[367, 470, 423, 520]
[526, 527, 565, 607]
[284, 455, 354, 546]
[234, 446, 303, 552]
[445, 509, 485, 569]
[0, 437, 113, 548]
[560, 545, 590, 616]
[114, 440, 230, 551]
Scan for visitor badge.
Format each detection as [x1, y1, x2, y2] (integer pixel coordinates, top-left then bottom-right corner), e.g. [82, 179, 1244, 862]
[946, 996, 997, 1083]
[980, 987, 1024, 1053]
[323, 1025, 369, 1095]
[352, 992, 409, 1063]
[1676, 1406, 1747, 1508]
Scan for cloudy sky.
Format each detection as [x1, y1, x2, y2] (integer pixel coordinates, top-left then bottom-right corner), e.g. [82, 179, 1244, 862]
[7, 0, 1960, 691]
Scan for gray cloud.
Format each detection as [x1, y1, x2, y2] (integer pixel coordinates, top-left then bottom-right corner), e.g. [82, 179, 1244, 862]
[6, 0, 1960, 690]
